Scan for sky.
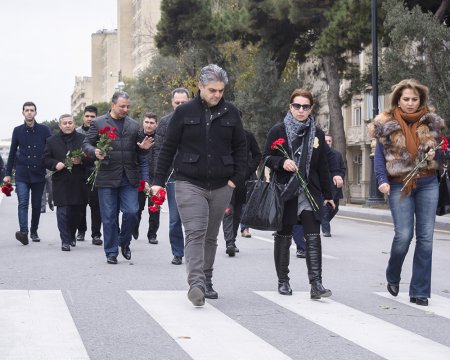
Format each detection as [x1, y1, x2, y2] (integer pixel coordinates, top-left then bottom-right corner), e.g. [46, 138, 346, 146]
[1, 0, 117, 140]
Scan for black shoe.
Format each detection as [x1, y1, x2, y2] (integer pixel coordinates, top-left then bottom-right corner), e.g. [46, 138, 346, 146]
[171, 256, 182, 265]
[387, 283, 399, 297]
[107, 255, 118, 264]
[323, 232, 331, 237]
[234, 243, 240, 253]
[278, 280, 293, 295]
[61, 244, 71, 251]
[49, 202, 54, 211]
[92, 236, 103, 246]
[121, 244, 131, 260]
[205, 284, 218, 299]
[132, 228, 139, 240]
[15, 231, 29, 245]
[76, 232, 85, 241]
[187, 286, 205, 307]
[226, 242, 236, 257]
[70, 239, 76, 247]
[296, 249, 306, 258]
[30, 233, 41, 242]
[410, 297, 428, 306]
[148, 236, 158, 244]
[310, 282, 332, 299]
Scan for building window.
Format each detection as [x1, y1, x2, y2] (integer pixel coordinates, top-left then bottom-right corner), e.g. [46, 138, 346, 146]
[353, 154, 362, 185]
[366, 93, 385, 120]
[353, 107, 361, 126]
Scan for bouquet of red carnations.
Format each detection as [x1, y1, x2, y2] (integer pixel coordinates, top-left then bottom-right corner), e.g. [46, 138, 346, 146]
[87, 126, 118, 190]
[138, 180, 166, 212]
[1, 182, 13, 197]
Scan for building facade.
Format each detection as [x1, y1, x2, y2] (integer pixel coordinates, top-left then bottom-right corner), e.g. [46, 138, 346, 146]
[71, 76, 93, 117]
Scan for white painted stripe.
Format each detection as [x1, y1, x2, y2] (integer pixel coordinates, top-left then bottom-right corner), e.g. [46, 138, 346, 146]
[252, 235, 338, 259]
[128, 290, 291, 360]
[375, 292, 450, 320]
[0, 290, 89, 360]
[256, 291, 450, 360]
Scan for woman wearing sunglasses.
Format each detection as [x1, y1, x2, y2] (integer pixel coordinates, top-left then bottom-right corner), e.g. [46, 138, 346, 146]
[263, 88, 334, 299]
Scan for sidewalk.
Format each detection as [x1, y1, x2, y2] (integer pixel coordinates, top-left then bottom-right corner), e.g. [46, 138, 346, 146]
[338, 204, 450, 232]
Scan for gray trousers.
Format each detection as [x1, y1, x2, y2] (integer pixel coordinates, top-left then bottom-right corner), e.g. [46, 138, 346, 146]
[175, 181, 233, 289]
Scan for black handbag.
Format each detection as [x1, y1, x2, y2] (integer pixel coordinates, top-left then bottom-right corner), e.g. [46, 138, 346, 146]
[241, 163, 286, 231]
[436, 163, 450, 216]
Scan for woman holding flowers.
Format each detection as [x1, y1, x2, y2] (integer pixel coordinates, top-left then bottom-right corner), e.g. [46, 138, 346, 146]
[369, 79, 445, 306]
[264, 88, 334, 299]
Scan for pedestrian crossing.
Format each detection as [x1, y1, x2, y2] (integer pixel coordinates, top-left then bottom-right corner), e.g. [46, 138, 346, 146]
[1, 290, 450, 359]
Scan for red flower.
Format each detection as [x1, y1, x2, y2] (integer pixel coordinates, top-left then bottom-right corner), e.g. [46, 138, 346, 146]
[271, 138, 286, 150]
[440, 137, 448, 153]
[158, 188, 166, 198]
[149, 205, 159, 213]
[1, 183, 14, 197]
[108, 132, 117, 140]
[137, 180, 146, 192]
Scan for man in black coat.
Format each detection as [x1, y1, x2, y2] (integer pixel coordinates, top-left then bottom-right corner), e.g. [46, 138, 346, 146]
[43, 114, 88, 251]
[322, 135, 346, 237]
[222, 128, 261, 256]
[152, 64, 247, 306]
[83, 91, 152, 264]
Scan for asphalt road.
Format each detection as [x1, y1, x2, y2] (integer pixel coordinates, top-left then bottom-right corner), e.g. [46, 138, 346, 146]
[1, 194, 450, 360]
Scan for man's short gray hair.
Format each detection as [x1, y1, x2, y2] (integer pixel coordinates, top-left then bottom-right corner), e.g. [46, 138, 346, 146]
[112, 91, 130, 104]
[199, 64, 228, 86]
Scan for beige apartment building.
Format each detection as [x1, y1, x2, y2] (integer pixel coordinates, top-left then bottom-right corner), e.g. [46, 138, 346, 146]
[71, 0, 161, 111]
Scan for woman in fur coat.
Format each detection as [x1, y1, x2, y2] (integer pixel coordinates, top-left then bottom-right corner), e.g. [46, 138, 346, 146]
[264, 88, 334, 299]
[369, 79, 445, 306]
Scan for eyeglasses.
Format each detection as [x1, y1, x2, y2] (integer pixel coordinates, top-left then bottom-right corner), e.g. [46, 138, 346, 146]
[290, 103, 312, 111]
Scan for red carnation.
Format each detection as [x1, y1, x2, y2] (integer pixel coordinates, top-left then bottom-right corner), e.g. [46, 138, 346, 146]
[271, 138, 286, 150]
[1, 183, 14, 197]
[149, 205, 159, 213]
[137, 180, 146, 192]
[440, 137, 449, 153]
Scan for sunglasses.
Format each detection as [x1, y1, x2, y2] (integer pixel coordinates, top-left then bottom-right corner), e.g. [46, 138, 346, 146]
[290, 103, 312, 111]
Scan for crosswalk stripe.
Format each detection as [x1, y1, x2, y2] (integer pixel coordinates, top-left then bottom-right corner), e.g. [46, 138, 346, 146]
[0, 290, 89, 360]
[128, 290, 292, 360]
[255, 291, 450, 360]
[252, 235, 338, 259]
[375, 292, 450, 320]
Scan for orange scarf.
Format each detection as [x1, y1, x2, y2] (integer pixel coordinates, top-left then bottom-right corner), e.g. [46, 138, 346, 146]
[393, 107, 427, 159]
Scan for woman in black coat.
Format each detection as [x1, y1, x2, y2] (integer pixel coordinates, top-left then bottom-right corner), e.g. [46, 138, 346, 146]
[264, 88, 334, 299]
[43, 114, 89, 251]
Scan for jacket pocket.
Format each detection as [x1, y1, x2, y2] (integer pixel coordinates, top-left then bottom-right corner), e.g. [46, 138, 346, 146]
[182, 153, 200, 163]
[221, 155, 234, 165]
[184, 117, 201, 125]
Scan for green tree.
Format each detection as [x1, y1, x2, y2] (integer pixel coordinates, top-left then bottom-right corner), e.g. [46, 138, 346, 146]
[380, 0, 450, 124]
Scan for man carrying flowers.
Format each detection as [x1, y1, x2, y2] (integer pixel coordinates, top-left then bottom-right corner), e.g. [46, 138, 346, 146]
[83, 91, 153, 264]
[43, 114, 88, 251]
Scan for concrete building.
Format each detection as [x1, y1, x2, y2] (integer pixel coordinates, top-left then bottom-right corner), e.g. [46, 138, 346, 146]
[71, 76, 93, 117]
[71, 0, 162, 112]
[91, 29, 119, 104]
[118, 0, 161, 78]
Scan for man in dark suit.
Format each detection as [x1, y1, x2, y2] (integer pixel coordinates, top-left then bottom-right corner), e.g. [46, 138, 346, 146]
[3, 101, 51, 245]
[322, 135, 346, 237]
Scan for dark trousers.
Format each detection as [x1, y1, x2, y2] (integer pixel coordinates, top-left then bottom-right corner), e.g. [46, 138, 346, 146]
[57, 205, 83, 245]
[78, 187, 102, 238]
[16, 181, 46, 233]
[321, 198, 340, 234]
[222, 194, 244, 243]
[136, 191, 160, 239]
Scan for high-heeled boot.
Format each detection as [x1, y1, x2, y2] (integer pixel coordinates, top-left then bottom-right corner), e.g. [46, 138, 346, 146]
[305, 234, 332, 299]
[274, 234, 293, 295]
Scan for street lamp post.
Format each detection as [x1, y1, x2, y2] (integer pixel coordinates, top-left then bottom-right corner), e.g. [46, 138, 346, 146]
[366, 0, 385, 206]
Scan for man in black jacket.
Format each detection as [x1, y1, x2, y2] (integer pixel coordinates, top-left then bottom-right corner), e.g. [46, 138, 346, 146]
[153, 87, 190, 265]
[322, 135, 346, 237]
[83, 92, 152, 264]
[152, 64, 247, 306]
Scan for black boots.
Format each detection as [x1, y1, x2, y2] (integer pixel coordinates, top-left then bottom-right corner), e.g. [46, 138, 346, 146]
[305, 234, 332, 299]
[274, 234, 293, 295]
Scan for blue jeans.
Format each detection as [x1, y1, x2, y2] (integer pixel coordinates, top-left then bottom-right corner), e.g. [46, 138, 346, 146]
[97, 177, 138, 257]
[387, 177, 438, 298]
[166, 181, 184, 257]
[15, 181, 46, 233]
[292, 224, 305, 251]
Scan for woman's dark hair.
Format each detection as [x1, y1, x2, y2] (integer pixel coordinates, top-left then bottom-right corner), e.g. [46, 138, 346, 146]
[289, 88, 314, 106]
